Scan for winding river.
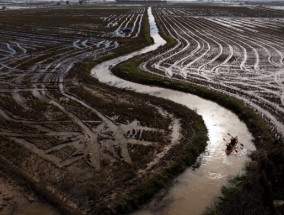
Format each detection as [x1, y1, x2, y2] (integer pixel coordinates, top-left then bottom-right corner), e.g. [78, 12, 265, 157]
[91, 7, 255, 215]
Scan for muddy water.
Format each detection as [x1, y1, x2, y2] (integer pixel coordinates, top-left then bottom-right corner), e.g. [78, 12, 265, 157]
[12, 199, 60, 215]
[91, 7, 255, 215]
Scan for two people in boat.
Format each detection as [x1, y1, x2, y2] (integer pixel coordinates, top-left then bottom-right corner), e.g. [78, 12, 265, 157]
[226, 136, 238, 150]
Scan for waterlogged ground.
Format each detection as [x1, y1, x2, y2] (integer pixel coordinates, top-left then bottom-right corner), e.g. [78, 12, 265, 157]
[140, 4, 284, 139]
[1, 3, 283, 215]
[98, 4, 284, 214]
[0, 5, 193, 214]
[92, 7, 254, 215]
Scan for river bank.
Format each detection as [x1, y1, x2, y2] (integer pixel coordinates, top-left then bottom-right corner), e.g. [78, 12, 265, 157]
[110, 6, 283, 215]
[91, 7, 255, 215]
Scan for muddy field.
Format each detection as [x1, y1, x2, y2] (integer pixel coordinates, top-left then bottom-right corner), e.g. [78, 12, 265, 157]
[138, 4, 284, 140]
[111, 4, 284, 213]
[0, 5, 202, 215]
[1, 2, 284, 215]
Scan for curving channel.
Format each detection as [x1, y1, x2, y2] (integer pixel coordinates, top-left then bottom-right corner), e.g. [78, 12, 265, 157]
[91, 7, 255, 215]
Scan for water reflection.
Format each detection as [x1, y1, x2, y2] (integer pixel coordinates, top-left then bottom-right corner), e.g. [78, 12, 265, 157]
[91, 7, 255, 215]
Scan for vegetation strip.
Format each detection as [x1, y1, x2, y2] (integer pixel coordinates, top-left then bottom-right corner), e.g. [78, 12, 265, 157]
[65, 9, 208, 213]
[68, 55, 208, 214]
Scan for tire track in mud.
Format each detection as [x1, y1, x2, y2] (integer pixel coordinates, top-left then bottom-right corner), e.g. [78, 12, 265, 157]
[202, 18, 280, 72]
[204, 17, 284, 66]
[11, 42, 27, 54]
[141, 7, 284, 138]
[0, 5, 282, 214]
[274, 69, 284, 107]
[0, 7, 179, 176]
[177, 17, 223, 75]
[147, 13, 205, 78]
[161, 16, 194, 77]
[1, 37, 111, 171]
[188, 18, 254, 73]
[166, 16, 210, 77]
[131, 14, 142, 36]
[3, 43, 16, 55]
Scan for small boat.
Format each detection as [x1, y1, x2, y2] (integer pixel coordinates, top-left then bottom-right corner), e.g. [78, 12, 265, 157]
[225, 136, 238, 155]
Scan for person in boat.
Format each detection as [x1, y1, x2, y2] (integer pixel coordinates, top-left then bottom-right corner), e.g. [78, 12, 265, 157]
[227, 136, 238, 149]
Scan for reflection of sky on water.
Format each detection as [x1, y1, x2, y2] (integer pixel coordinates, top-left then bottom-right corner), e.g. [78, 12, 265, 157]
[92, 6, 255, 215]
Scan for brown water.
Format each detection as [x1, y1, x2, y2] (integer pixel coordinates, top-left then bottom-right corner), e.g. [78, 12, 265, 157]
[91, 7, 255, 215]
[12, 199, 60, 215]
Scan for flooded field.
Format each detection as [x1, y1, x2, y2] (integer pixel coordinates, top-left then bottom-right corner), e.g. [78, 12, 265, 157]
[0, 4, 192, 214]
[111, 4, 284, 214]
[0, 2, 284, 215]
[138, 5, 284, 139]
[92, 7, 254, 214]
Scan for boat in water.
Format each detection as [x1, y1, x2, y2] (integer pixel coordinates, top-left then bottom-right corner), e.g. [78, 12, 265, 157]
[225, 136, 238, 155]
